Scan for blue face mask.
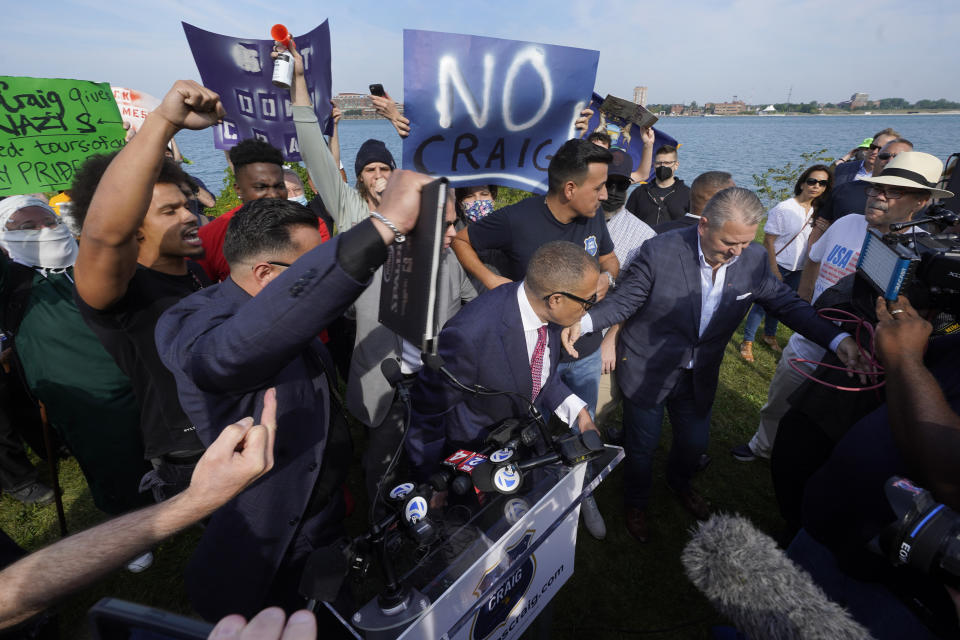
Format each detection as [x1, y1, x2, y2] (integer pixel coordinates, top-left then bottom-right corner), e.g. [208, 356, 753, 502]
[289, 195, 308, 206]
[463, 198, 495, 223]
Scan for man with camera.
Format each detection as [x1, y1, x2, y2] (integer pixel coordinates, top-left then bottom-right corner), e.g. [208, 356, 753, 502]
[732, 152, 948, 465]
[788, 292, 960, 640]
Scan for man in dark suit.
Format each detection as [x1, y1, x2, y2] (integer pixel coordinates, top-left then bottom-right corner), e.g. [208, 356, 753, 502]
[155, 173, 427, 621]
[563, 187, 862, 542]
[407, 241, 600, 479]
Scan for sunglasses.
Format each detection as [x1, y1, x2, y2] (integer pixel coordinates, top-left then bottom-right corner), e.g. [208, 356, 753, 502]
[868, 144, 882, 151]
[804, 178, 829, 187]
[544, 291, 598, 310]
[877, 152, 898, 161]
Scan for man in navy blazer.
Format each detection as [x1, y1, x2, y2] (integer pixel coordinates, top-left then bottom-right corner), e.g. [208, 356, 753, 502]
[407, 241, 601, 479]
[563, 187, 862, 542]
[155, 175, 427, 621]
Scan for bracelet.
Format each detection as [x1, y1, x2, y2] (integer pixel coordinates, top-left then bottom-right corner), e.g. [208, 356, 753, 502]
[369, 211, 406, 243]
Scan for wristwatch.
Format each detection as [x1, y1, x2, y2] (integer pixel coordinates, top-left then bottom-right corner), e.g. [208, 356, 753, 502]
[606, 272, 616, 290]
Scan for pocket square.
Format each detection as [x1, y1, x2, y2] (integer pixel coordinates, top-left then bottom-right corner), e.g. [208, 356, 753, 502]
[736, 292, 752, 301]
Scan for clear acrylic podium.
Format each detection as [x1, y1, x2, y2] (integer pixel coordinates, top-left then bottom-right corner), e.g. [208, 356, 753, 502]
[326, 445, 624, 640]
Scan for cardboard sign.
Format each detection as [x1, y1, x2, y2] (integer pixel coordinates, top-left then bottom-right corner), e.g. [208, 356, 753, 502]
[0, 76, 126, 195]
[577, 92, 678, 181]
[182, 21, 333, 161]
[111, 86, 160, 132]
[403, 30, 599, 194]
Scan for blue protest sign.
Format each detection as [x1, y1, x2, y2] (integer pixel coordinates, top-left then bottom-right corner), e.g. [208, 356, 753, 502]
[403, 30, 599, 194]
[182, 21, 332, 161]
[577, 92, 678, 182]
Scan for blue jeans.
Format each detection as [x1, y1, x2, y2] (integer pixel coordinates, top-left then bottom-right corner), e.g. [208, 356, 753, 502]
[621, 370, 711, 509]
[742, 266, 802, 342]
[557, 346, 602, 420]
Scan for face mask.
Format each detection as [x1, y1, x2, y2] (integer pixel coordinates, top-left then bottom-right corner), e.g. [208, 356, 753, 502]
[289, 195, 308, 207]
[463, 199, 495, 223]
[0, 224, 78, 269]
[601, 187, 627, 213]
[655, 165, 674, 182]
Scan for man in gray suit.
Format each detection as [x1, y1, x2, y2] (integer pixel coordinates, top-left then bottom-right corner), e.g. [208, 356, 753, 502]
[563, 187, 863, 542]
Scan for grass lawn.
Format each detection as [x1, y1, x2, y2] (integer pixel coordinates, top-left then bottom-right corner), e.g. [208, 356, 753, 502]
[1, 318, 790, 640]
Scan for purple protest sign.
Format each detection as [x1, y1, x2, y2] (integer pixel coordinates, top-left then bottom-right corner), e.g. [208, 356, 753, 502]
[403, 30, 599, 194]
[182, 21, 332, 161]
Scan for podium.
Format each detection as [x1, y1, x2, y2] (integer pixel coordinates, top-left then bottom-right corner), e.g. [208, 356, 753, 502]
[326, 445, 624, 639]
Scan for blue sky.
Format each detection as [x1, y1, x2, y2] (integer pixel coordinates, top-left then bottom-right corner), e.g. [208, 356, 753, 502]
[6, 0, 960, 104]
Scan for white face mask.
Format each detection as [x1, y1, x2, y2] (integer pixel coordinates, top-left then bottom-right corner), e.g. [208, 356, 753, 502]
[289, 195, 308, 207]
[0, 224, 79, 269]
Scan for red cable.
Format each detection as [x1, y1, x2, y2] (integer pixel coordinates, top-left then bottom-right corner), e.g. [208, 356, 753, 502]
[785, 307, 886, 391]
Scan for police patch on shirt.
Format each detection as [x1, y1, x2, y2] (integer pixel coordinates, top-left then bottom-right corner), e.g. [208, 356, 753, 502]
[583, 235, 598, 256]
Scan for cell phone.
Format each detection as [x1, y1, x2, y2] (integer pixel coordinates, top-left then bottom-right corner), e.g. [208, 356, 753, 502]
[88, 598, 213, 640]
[369, 84, 386, 98]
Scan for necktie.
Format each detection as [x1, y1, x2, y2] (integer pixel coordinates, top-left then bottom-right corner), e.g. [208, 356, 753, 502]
[530, 325, 547, 400]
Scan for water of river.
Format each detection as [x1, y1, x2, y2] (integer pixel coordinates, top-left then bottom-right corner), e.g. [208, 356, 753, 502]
[175, 114, 960, 202]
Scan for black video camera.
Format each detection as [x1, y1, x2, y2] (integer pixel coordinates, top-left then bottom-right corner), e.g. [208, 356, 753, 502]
[855, 205, 960, 333]
[873, 476, 960, 589]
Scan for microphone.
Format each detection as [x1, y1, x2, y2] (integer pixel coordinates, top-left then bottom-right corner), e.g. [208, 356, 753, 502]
[682, 514, 873, 640]
[381, 358, 410, 403]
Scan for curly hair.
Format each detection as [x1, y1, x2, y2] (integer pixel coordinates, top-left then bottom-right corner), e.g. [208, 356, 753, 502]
[70, 152, 190, 230]
[228, 138, 284, 172]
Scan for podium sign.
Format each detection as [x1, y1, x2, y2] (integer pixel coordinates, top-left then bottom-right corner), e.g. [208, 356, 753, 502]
[398, 463, 587, 640]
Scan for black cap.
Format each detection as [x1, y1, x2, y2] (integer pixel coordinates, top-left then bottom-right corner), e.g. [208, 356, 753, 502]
[354, 139, 396, 176]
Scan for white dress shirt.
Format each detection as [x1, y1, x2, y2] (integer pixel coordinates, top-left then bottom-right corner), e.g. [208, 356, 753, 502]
[517, 283, 587, 427]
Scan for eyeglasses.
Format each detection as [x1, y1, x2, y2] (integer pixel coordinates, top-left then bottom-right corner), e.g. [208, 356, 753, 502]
[544, 291, 597, 310]
[877, 152, 899, 161]
[653, 160, 677, 167]
[804, 178, 829, 187]
[267, 261, 291, 268]
[6, 218, 61, 231]
[865, 185, 920, 200]
[868, 144, 882, 151]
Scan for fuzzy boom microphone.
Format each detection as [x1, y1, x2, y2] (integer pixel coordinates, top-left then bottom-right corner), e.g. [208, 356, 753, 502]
[681, 514, 874, 640]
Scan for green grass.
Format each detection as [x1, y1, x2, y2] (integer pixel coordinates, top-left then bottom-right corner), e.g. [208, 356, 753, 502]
[1, 319, 789, 639]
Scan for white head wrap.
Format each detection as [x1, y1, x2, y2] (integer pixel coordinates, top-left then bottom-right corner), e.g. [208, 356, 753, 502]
[0, 195, 79, 269]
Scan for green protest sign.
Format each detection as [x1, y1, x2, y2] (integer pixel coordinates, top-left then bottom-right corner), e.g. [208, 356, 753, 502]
[0, 76, 126, 195]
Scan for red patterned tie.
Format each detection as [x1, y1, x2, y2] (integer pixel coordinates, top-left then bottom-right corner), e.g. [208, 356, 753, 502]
[530, 325, 547, 400]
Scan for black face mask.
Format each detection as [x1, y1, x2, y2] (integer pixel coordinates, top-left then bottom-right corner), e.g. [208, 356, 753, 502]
[602, 184, 627, 212]
[655, 165, 674, 182]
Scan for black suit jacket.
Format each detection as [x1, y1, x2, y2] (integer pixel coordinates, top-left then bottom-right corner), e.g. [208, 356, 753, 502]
[588, 225, 843, 413]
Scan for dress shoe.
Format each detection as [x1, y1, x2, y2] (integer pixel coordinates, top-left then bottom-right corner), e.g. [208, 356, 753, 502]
[760, 335, 782, 353]
[581, 495, 607, 540]
[672, 488, 711, 521]
[739, 341, 754, 362]
[624, 506, 649, 543]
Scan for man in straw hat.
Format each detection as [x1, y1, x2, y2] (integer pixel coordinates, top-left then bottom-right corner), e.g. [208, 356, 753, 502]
[731, 152, 953, 478]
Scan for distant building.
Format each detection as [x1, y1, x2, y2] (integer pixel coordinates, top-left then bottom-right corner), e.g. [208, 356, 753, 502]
[633, 86, 648, 107]
[838, 92, 870, 110]
[711, 100, 747, 115]
[670, 104, 685, 115]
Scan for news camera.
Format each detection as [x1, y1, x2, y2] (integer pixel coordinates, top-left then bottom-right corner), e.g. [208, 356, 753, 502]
[872, 476, 960, 590]
[855, 205, 960, 332]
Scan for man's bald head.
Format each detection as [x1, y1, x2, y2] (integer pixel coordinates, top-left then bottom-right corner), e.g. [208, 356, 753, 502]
[690, 171, 735, 215]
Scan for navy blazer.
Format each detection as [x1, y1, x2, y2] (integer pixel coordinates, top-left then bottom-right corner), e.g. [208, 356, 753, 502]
[832, 160, 862, 188]
[407, 282, 573, 476]
[589, 225, 842, 413]
[155, 235, 368, 620]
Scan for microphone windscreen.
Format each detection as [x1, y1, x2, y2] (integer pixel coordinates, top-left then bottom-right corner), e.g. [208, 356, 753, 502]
[681, 514, 873, 640]
[299, 544, 349, 603]
[380, 358, 404, 387]
[471, 461, 497, 493]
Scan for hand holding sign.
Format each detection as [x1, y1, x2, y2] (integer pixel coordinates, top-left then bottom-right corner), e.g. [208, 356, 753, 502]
[152, 80, 225, 132]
